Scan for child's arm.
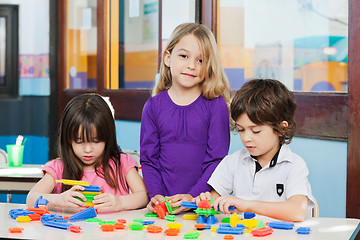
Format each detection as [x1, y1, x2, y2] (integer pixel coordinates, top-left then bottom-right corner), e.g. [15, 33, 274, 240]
[93, 167, 148, 212]
[26, 173, 87, 208]
[140, 100, 163, 198]
[213, 194, 308, 222]
[193, 189, 221, 203]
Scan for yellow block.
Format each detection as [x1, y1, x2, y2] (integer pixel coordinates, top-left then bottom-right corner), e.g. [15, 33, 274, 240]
[167, 222, 183, 229]
[56, 179, 90, 186]
[183, 214, 198, 220]
[230, 213, 240, 228]
[17, 216, 31, 223]
[79, 191, 101, 195]
[84, 201, 95, 207]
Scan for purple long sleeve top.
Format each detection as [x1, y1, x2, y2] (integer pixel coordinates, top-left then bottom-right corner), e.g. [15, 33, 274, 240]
[140, 90, 230, 198]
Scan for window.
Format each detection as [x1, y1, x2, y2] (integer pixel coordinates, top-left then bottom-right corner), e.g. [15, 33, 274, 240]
[218, 0, 348, 92]
[0, 5, 19, 98]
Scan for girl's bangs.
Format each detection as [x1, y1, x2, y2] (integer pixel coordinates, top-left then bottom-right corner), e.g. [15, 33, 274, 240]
[69, 115, 105, 143]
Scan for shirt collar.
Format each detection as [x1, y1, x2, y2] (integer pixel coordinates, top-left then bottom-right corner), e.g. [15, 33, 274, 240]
[246, 144, 292, 170]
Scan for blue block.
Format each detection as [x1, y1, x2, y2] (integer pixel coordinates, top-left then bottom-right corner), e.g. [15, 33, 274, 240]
[220, 224, 246, 229]
[204, 224, 211, 229]
[197, 215, 207, 224]
[296, 227, 311, 234]
[216, 226, 245, 235]
[268, 221, 294, 230]
[82, 185, 102, 192]
[69, 207, 97, 222]
[41, 214, 65, 223]
[206, 215, 219, 224]
[9, 209, 35, 219]
[34, 196, 49, 208]
[141, 220, 155, 225]
[43, 220, 72, 230]
[244, 212, 256, 219]
[180, 201, 198, 209]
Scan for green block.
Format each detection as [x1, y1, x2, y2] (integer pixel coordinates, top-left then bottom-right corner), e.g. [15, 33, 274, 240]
[165, 215, 176, 222]
[165, 201, 173, 214]
[184, 232, 201, 239]
[256, 219, 266, 229]
[221, 217, 230, 223]
[194, 208, 220, 215]
[144, 213, 158, 217]
[133, 218, 143, 222]
[99, 221, 117, 225]
[161, 196, 172, 202]
[86, 218, 102, 223]
[129, 222, 144, 230]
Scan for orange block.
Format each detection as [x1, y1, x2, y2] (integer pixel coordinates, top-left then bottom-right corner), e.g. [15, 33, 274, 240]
[147, 225, 163, 233]
[164, 228, 180, 236]
[100, 224, 116, 232]
[8, 227, 23, 233]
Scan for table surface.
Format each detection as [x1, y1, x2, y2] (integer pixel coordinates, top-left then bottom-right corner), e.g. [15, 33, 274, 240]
[0, 164, 43, 194]
[0, 164, 43, 181]
[1, 203, 359, 240]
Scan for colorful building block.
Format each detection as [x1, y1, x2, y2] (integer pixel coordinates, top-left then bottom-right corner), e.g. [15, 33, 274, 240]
[9, 209, 34, 219]
[34, 196, 49, 208]
[42, 220, 72, 230]
[69, 225, 82, 233]
[16, 215, 31, 223]
[56, 179, 90, 186]
[296, 227, 311, 234]
[244, 212, 256, 219]
[216, 226, 245, 235]
[68, 207, 97, 222]
[267, 221, 294, 230]
[8, 227, 24, 233]
[147, 225, 163, 233]
[251, 226, 274, 237]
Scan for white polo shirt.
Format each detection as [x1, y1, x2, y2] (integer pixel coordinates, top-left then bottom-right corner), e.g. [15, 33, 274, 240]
[208, 144, 315, 208]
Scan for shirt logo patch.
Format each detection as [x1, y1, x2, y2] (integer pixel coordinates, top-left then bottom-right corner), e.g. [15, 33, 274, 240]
[276, 184, 284, 197]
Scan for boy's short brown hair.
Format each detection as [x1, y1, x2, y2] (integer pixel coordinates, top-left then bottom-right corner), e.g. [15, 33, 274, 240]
[230, 79, 296, 144]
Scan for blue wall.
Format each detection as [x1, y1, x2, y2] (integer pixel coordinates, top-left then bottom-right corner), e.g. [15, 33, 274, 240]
[0, 136, 48, 165]
[0, 135, 48, 203]
[115, 120, 347, 218]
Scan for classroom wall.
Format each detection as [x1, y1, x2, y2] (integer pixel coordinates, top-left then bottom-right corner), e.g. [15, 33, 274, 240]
[116, 120, 347, 218]
[0, 0, 50, 203]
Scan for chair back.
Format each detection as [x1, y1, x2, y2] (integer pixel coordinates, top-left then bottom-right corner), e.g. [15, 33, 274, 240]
[0, 149, 8, 164]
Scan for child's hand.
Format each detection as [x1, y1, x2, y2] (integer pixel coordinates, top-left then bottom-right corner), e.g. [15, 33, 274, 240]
[169, 194, 193, 214]
[56, 185, 86, 208]
[92, 193, 120, 212]
[193, 191, 212, 204]
[147, 194, 165, 213]
[213, 195, 248, 214]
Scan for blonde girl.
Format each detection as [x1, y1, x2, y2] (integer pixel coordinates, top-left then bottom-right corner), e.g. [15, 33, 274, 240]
[141, 23, 231, 214]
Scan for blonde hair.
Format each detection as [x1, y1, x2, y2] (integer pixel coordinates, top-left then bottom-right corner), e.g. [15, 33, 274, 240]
[153, 23, 231, 103]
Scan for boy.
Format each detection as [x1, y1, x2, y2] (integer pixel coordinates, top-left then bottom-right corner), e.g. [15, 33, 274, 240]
[195, 79, 314, 221]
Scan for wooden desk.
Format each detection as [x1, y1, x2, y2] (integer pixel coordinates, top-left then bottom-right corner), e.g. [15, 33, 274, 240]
[0, 164, 42, 202]
[1, 203, 359, 239]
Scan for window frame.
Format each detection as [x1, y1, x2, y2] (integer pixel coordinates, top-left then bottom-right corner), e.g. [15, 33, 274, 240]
[0, 5, 19, 98]
[55, 0, 359, 217]
[57, 0, 348, 140]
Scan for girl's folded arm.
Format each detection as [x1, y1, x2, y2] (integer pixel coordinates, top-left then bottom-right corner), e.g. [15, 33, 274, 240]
[117, 167, 149, 210]
[244, 194, 308, 222]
